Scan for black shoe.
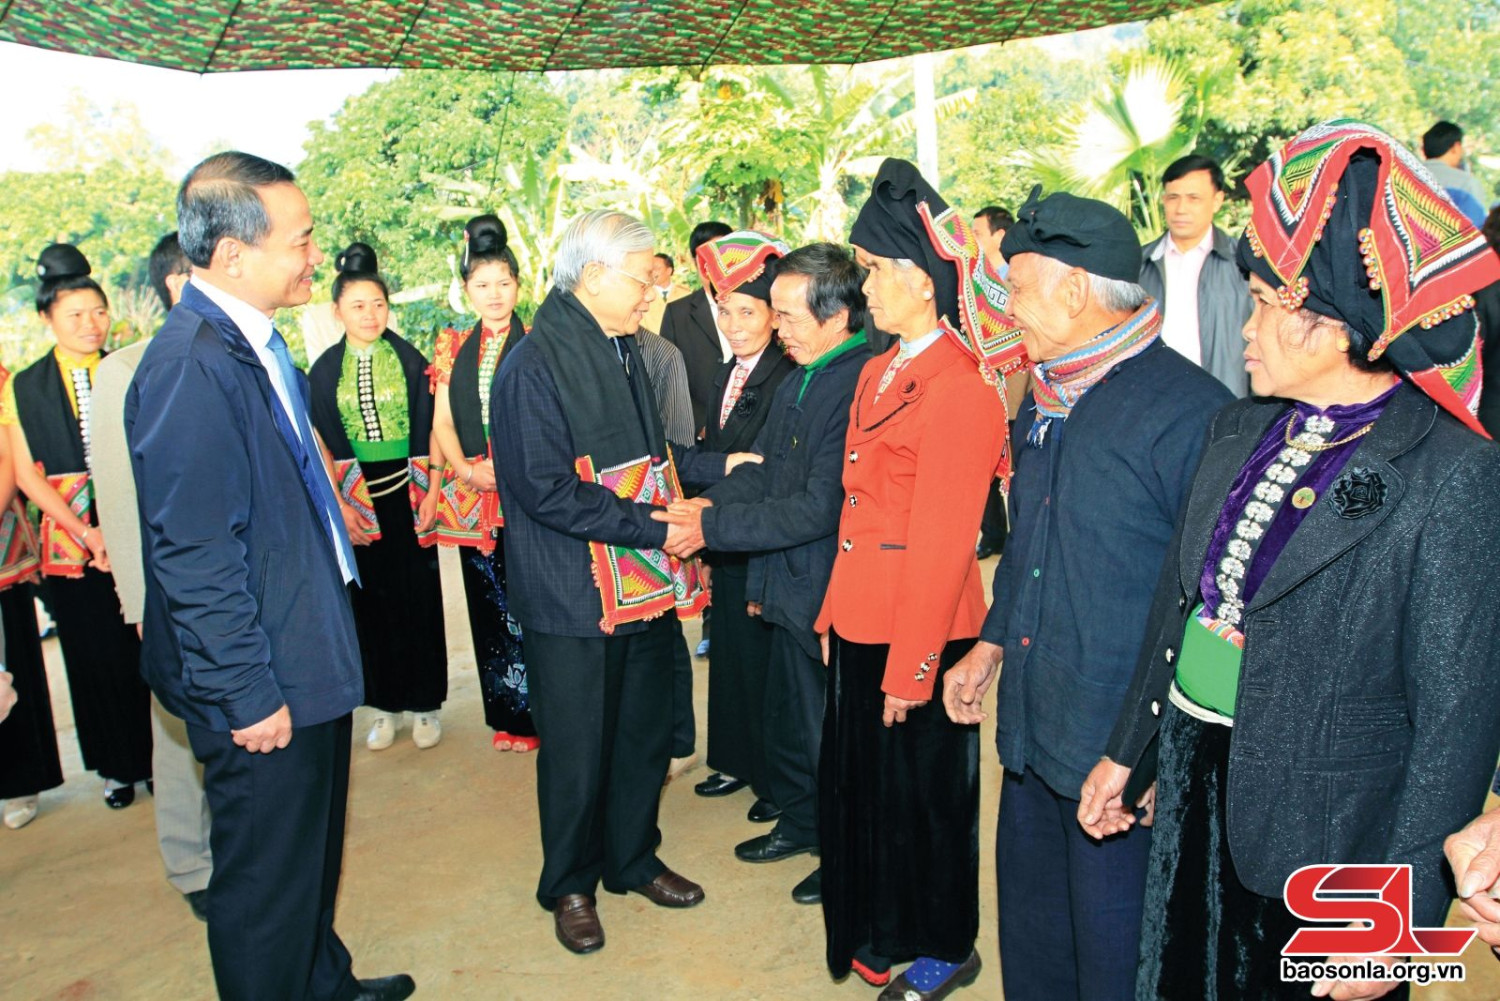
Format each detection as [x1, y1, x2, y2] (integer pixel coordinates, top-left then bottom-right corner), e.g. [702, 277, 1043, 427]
[735, 829, 816, 863]
[746, 798, 781, 823]
[185, 889, 209, 922]
[104, 784, 135, 809]
[694, 772, 745, 797]
[351, 974, 416, 1001]
[976, 541, 998, 560]
[695, 638, 710, 658]
[792, 867, 821, 905]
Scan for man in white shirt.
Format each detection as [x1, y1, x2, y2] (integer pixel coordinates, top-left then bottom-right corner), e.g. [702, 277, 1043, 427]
[1138, 155, 1252, 396]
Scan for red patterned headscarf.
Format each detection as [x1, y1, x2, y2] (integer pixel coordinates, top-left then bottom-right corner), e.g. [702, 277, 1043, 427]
[1239, 118, 1500, 436]
[695, 231, 788, 302]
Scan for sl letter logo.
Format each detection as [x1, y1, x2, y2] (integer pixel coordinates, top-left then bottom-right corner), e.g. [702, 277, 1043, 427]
[1282, 864, 1476, 956]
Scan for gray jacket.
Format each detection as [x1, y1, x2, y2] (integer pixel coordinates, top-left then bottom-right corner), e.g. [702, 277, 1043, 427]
[1140, 226, 1252, 397]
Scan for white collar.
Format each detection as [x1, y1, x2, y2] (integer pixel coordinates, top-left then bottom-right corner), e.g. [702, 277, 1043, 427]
[191, 275, 275, 347]
[734, 347, 767, 370]
[896, 328, 945, 361]
[1153, 227, 1215, 261]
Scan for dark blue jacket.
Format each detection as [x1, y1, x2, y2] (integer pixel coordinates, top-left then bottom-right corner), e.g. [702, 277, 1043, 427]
[701, 337, 872, 658]
[125, 284, 362, 731]
[985, 340, 1232, 796]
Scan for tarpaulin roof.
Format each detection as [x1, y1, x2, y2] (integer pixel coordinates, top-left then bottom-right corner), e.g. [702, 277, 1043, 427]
[0, 0, 1223, 74]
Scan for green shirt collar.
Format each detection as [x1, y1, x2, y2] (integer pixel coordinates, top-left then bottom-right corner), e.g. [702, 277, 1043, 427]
[797, 332, 867, 402]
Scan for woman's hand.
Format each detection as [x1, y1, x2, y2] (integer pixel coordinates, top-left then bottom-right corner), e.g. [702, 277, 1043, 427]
[820, 630, 829, 666]
[1311, 949, 1403, 1000]
[746, 601, 762, 617]
[882, 693, 927, 727]
[465, 458, 497, 493]
[82, 525, 111, 573]
[725, 452, 764, 474]
[1078, 758, 1137, 839]
[339, 502, 374, 547]
[416, 486, 440, 534]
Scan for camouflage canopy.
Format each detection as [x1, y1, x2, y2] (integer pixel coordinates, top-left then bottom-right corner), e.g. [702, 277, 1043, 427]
[1, 0, 1222, 73]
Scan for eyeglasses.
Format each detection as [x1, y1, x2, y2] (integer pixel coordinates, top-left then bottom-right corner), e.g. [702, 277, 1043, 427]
[605, 265, 655, 291]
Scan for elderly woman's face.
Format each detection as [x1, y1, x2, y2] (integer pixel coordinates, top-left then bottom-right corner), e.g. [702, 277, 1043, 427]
[1004, 252, 1078, 363]
[717, 292, 777, 359]
[1242, 273, 1351, 400]
[853, 245, 935, 341]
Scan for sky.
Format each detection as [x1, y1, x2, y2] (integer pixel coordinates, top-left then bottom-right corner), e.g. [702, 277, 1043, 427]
[0, 42, 392, 175]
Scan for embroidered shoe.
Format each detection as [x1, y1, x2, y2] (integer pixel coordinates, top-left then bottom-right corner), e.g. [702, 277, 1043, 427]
[411, 713, 442, 749]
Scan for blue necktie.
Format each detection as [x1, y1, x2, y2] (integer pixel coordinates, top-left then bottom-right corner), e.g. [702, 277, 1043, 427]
[268, 328, 360, 586]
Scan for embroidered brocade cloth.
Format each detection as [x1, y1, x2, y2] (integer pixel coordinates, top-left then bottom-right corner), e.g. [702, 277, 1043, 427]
[336, 339, 410, 463]
[574, 450, 708, 634]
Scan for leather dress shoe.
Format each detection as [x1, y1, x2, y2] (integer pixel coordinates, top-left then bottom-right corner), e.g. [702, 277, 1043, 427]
[554, 894, 604, 954]
[631, 869, 704, 908]
[791, 867, 821, 905]
[975, 541, 999, 560]
[185, 889, 209, 922]
[694, 772, 745, 797]
[350, 973, 417, 1001]
[103, 784, 135, 809]
[746, 797, 781, 823]
[735, 829, 816, 863]
[877, 951, 981, 1001]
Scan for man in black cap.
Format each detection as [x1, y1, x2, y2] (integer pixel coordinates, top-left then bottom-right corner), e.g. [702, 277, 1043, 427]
[942, 188, 1232, 1001]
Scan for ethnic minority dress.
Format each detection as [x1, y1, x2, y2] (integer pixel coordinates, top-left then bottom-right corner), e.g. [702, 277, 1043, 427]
[0, 362, 62, 801]
[308, 332, 447, 714]
[431, 319, 532, 737]
[1, 348, 151, 786]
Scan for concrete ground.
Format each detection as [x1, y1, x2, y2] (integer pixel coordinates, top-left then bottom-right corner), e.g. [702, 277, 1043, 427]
[3, 548, 1498, 1000]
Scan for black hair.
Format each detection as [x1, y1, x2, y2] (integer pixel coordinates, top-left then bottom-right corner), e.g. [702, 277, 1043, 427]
[147, 232, 191, 314]
[1162, 154, 1226, 192]
[35, 243, 106, 315]
[654, 252, 674, 271]
[177, 151, 296, 267]
[460, 213, 519, 282]
[332, 242, 390, 303]
[688, 221, 733, 259]
[973, 206, 1015, 233]
[1422, 121, 1464, 159]
[774, 242, 867, 334]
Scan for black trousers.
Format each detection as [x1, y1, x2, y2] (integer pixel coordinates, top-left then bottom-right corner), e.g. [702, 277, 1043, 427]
[763, 625, 824, 846]
[669, 616, 696, 758]
[527, 618, 674, 908]
[188, 714, 358, 1001]
[704, 564, 774, 798]
[979, 478, 1008, 552]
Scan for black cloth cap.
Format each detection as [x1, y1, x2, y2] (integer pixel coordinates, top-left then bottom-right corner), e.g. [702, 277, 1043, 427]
[37, 243, 91, 281]
[849, 158, 960, 328]
[1001, 186, 1142, 284]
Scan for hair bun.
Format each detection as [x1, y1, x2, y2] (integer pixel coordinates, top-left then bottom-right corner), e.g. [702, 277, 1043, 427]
[465, 214, 508, 256]
[37, 243, 92, 282]
[336, 241, 379, 275]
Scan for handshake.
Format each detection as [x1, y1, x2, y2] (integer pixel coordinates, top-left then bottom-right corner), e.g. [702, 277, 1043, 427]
[651, 451, 763, 559]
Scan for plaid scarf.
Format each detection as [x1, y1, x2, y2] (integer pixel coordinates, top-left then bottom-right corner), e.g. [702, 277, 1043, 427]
[1029, 299, 1161, 447]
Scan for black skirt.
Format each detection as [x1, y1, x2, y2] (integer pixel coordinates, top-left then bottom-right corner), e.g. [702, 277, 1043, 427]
[1138, 703, 1410, 1001]
[459, 531, 533, 737]
[349, 458, 448, 714]
[704, 562, 774, 796]
[820, 631, 980, 976]
[43, 567, 152, 784]
[0, 584, 64, 799]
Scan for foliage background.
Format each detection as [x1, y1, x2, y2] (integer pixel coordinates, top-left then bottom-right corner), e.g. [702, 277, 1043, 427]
[1, 0, 1494, 366]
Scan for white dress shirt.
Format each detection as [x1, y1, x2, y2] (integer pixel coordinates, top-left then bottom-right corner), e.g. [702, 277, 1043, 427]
[1153, 228, 1214, 366]
[190, 276, 354, 584]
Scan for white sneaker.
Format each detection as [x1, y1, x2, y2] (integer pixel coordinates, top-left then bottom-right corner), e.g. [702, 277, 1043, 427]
[412, 712, 442, 749]
[4, 795, 39, 829]
[366, 712, 398, 751]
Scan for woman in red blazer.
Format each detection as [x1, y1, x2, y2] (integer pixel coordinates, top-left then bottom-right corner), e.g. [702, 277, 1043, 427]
[815, 159, 1016, 1001]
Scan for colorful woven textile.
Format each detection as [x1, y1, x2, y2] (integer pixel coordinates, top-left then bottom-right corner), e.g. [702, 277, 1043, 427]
[0, 500, 41, 591]
[409, 457, 439, 546]
[574, 450, 708, 635]
[427, 325, 472, 393]
[0, 1, 1220, 73]
[1241, 119, 1500, 436]
[333, 458, 382, 542]
[695, 231, 789, 300]
[1029, 300, 1162, 446]
[38, 469, 91, 578]
[432, 458, 502, 552]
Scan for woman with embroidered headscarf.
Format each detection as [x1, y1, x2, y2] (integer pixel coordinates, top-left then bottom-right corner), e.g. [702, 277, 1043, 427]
[309, 242, 448, 752]
[690, 232, 798, 829]
[1079, 120, 1500, 1001]
[815, 159, 1025, 1000]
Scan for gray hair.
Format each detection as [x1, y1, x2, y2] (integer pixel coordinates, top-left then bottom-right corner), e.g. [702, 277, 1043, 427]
[177, 151, 296, 268]
[552, 210, 654, 293]
[1035, 255, 1148, 313]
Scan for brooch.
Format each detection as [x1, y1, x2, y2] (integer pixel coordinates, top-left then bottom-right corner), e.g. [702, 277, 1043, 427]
[1328, 466, 1386, 519]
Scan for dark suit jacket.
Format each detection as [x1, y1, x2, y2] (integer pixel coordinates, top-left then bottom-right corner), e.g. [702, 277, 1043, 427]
[658, 290, 724, 435]
[702, 337, 872, 657]
[126, 284, 362, 732]
[1105, 385, 1500, 926]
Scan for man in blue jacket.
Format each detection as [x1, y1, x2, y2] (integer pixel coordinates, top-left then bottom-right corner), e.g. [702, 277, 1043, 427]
[943, 190, 1232, 1001]
[655, 243, 870, 906]
[127, 151, 413, 1001]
